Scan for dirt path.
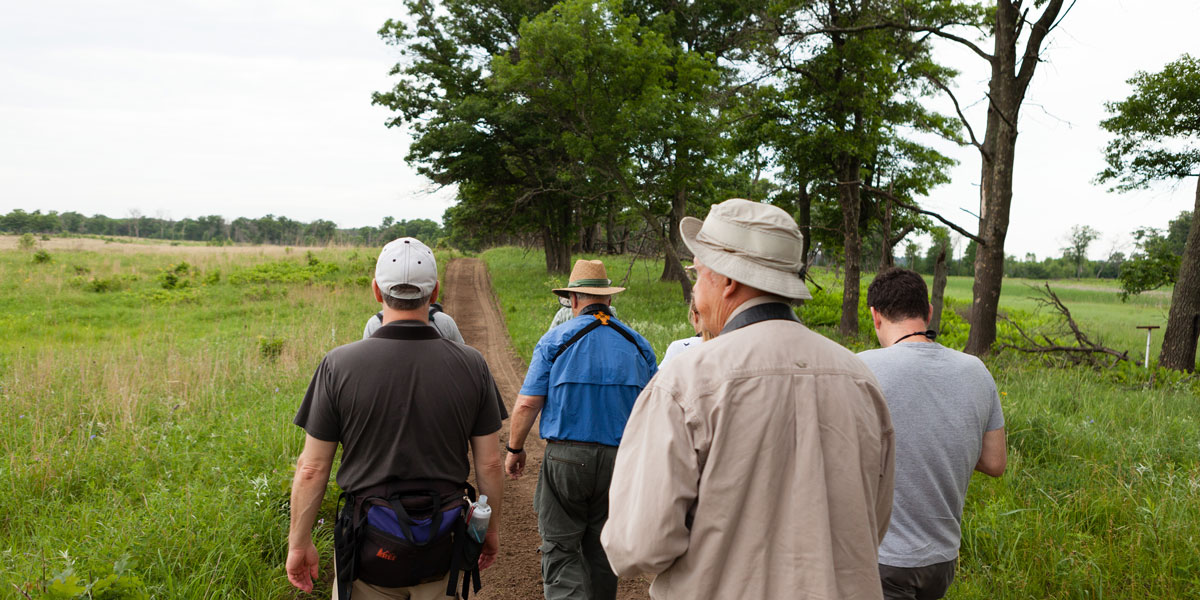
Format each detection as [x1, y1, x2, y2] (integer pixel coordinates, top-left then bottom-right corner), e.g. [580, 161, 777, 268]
[442, 258, 651, 600]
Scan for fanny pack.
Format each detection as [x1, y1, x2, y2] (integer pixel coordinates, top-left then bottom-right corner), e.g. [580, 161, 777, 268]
[335, 481, 485, 600]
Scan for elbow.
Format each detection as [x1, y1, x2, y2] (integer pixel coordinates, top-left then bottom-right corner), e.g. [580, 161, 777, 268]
[295, 456, 332, 483]
[976, 457, 1006, 478]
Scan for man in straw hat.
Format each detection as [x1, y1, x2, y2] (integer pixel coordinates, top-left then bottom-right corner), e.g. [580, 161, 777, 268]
[602, 199, 896, 599]
[505, 259, 658, 600]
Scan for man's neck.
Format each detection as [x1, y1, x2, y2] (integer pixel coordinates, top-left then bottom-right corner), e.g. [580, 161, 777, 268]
[879, 318, 934, 348]
[380, 307, 429, 325]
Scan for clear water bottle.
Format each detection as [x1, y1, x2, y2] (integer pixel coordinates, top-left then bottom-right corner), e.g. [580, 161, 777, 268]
[466, 495, 491, 543]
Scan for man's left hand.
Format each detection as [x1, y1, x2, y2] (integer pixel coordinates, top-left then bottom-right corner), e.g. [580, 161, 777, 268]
[478, 529, 500, 570]
[286, 541, 320, 592]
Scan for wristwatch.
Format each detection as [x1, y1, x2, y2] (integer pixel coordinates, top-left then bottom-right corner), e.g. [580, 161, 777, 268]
[505, 444, 525, 454]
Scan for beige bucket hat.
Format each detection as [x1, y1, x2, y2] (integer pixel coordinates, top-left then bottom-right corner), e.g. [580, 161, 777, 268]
[552, 259, 627, 298]
[681, 198, 812, 300]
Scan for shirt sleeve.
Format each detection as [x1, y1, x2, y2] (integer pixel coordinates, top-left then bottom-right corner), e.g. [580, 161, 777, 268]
[601, 382, 695, 576]
[519, 338, 554, 396]
[362, 315, 378, 340]
[986, 386, 1005, 431]
[471, 356, 504, 436]
[293, 356, 340, 442]
[438, 314, 466, 344]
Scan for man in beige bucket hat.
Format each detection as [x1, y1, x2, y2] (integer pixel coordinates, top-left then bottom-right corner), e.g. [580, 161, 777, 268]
[603, 199, 896, 599]
[506, 259, 657, 600]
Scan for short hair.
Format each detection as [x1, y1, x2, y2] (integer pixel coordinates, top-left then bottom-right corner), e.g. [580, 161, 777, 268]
[867, 268, 929, 322]
[571, 292, 611, 305]
[384, 284, 430, 311]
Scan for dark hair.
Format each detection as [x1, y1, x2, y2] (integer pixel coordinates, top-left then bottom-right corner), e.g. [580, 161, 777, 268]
[867, 268, 929, 322]
[384, 284, 430, 311]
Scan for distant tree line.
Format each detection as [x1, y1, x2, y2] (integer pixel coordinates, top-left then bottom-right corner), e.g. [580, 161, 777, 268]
[0, 208, 444, 248]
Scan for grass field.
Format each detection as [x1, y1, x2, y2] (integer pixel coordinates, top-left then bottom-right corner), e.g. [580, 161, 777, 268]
[481, 246, 1200, 600]
[0, 236, 420, 598]
[2, 238, 1197, 599]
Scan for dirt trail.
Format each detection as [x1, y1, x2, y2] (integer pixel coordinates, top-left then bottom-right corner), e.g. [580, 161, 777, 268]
[442, 258, 651, 600]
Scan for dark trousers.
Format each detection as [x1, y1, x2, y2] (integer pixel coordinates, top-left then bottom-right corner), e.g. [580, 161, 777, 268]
[879, 559, 957, 600]
[534, 442, 619, 600]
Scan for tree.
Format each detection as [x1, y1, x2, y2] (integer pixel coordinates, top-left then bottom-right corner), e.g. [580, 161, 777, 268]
[759, 0, 960, 337]
[1061, 224, 1099, 278]
[1098, 54, 1200, 372]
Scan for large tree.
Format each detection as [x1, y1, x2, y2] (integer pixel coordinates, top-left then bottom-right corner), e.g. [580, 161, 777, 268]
[1099, 54, 1200, 372]
[757, 0, 960, 337]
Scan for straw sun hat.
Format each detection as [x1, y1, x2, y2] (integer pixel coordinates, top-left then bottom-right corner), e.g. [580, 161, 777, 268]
[551, 259, 626, 298]
[681, 198, 812, 300]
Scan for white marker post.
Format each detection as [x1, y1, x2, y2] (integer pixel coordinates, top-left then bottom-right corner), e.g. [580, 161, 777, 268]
[1136, 325, 1160, 369]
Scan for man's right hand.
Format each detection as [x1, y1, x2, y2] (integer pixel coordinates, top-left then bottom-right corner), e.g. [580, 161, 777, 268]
[505, 449, 526, 479]
[286, 541, 320, 592]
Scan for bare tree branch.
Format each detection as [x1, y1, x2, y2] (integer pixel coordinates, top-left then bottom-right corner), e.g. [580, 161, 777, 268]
[925, 73, 987, 158]
[1016, 0, 1066, 91]
[863, 185, 986, 245]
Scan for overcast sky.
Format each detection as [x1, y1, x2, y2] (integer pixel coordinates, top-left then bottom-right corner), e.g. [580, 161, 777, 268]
[1, 0, 1196, 259]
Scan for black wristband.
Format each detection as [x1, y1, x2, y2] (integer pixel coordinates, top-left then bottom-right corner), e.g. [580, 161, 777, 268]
[505, 444, 525, 454]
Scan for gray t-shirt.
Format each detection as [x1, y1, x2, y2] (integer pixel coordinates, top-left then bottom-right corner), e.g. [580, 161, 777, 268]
[363, 309, 464, 343]
[858, 342, 1004, 568]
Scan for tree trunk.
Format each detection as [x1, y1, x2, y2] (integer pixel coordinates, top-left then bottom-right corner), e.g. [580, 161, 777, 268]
[661, 188, 688, 282]
[606, 196, 616, 254]
[542, 199, 573, 274]
[878, 195, 893, 272]
[930, 246, 948, 333]
[1159, 177, 1200, 371]
[838, 159, 863, 338]
[797, 182, 812, 277]
[964, 0, 1064, 356]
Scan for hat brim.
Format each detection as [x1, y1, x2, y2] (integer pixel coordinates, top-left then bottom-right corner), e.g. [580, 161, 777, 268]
[552, 286, 626, 298]
[681, 216, 812, 300]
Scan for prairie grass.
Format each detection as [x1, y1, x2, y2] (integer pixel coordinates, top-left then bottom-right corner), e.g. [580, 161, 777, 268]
[482, 246, 1200, 600]
[0, 239, 459, 598]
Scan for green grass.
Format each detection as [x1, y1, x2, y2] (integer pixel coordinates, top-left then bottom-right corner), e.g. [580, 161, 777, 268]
[0, 239, 460, 598]
[482, 246, 1200, 600]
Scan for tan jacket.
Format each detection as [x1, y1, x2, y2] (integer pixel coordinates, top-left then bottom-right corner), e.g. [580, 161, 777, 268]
[602, 309, 895, 599]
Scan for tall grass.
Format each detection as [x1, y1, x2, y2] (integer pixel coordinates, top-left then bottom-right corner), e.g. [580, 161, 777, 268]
[482, 246, 1200, 600]
[0, 241, 454, 598]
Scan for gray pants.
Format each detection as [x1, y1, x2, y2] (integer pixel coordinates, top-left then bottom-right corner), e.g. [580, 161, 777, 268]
[534, 442, 619, 600]
[879, 559, 957, 600]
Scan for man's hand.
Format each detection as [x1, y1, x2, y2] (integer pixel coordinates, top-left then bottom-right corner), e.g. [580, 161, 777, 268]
[478, 529, 500, 570]
[286, 541, 320, 592]
[505, 449, 526, 479]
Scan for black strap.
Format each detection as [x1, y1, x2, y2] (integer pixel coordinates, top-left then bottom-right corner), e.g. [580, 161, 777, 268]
[719, 302, 800, 336]
[893, 329, 937, 344]
[550, 305, 648, 364]
[369, 321, 442, 341]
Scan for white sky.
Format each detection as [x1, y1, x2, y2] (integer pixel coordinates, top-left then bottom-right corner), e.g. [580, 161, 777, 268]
[0, 0, 1196, 259]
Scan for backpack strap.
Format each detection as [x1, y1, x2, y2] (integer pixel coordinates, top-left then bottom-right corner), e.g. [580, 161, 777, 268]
[428, 302, 443, 325]
[550, 305, 650, 365]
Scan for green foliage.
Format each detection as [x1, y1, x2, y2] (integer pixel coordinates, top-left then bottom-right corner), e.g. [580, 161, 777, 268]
[32, 249, 52, 264]
[18, 232, 36, 250]
[83, 275, 136, 293]
[41, 558, 148, 599]
[228, 258, 340, 285]
[1118, 212, 1192, 299]
[1098, 54, 1200, 190]
[257, 336, 285, 361]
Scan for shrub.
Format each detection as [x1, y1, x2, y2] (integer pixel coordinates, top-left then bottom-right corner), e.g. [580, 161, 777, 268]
[257, 336, 284, 361]
[18, 233, 36, 250]
[73, 265, 91, 275]
[203, 270, 221, 285]
[32, 249, 52, 264]
[40, 234, 50, 241]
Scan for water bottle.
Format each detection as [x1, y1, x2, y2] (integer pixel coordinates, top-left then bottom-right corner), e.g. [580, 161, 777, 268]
[466, 495, 491, 543]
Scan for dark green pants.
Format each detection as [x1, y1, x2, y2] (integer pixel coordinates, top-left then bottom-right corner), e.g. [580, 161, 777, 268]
[534, 442, 619, 600]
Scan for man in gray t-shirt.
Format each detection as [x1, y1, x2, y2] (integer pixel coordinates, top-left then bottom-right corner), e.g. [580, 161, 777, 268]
[858, 268, 1006, 600]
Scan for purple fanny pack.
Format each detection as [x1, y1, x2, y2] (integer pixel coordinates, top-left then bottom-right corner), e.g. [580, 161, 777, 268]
[367, 504, 462, 544]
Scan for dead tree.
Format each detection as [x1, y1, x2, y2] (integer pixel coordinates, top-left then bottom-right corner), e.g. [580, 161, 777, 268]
[996, 283, 1132, 367]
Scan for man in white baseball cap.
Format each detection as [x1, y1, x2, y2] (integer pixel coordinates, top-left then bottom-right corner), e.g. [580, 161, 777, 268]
[362, 238, 466, 343]
[603, 199, 896, 600]
[288, 237, 506, 599]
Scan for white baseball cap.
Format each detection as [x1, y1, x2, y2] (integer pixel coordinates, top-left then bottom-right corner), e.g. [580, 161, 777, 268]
[375, 237, 437, 300]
